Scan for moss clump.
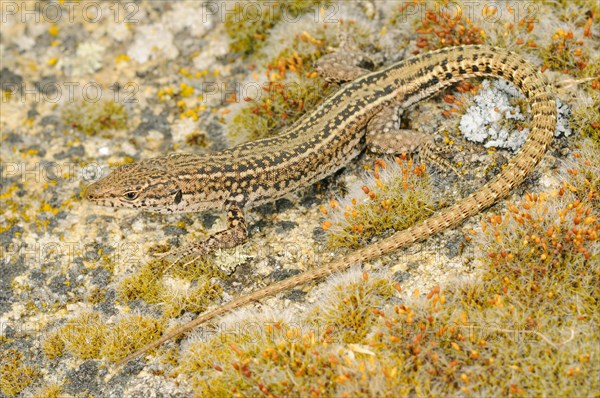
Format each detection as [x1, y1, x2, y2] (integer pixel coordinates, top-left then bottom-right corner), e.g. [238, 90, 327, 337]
[62, 98, 128, 136]
[390, 0, 484, 52]
[478, 189, 598, 315]
[185, 130, 209, 147]
[160, 276, 223, 318]
[570, 93, 600, 144]
[43, 310, 168, 363]
[225, 0, 328, 56]
[86, 285, 107, 305]
[539, 28, 592, 76]
[229, 73, 335, 143]
[57, 311, 107, 359]
[323, 157, 435, 249]
[119, 257, 224, 318]
[42, 330, 65, 360]
[309, 271, 398, 343]
[175, 317, 348, 396]
[228, 33, 337, 143]
[562, 138, 600, 204]
[100, 314, 166, 362]
[0, 349, 40, 397]
[33, 384, 63, 398]
[552, 0, 599, 13]
[168, 254, 225, 281]
[118, 260, 165, 304]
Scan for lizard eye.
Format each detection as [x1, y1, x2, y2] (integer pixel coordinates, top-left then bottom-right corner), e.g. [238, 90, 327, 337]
[122, 191, 139, 201]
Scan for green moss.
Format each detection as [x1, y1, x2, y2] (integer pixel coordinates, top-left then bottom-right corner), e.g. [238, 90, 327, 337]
[62, 98, 128, 136]
[58, 311, 107, 359]
[118, 257, 225, 318]
[175, 319, 348, 397]
[309, 272, 398, 343]
[0, 334, 13, 346]
[46, 310, 169, 363]
[229, 74, 336, 143]
[33, 384, 63, 398]
[390, 0, 485, 52]
[476, 190, 598, 327]
[227, 35, 338, 143]
[118, 260, 165, 304]
[563, 138, 600, 204]
[549, 0, 599, 25]
[100, 314, 166, 362]
[185, 131, 209, 147]
[86, 286, 107, 305]
[538, 21, 598, 79]
[324, 157, 436, 249]
[168, 254, 225, 281]
[0, 349, 40, 397]
[225, 0, 328, 56]
[571, 93, 600, 144]
[161, 277, 223, 318]
[42, 330, 65, 360]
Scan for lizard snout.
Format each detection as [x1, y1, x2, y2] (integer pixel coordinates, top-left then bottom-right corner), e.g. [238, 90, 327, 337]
[85, 182, 101, 201]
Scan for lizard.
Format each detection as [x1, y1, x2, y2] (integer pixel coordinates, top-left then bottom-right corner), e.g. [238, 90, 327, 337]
[84, 45, 557, 367]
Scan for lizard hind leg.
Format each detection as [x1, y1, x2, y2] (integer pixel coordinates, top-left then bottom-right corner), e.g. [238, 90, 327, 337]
[366, 106, 463, 179]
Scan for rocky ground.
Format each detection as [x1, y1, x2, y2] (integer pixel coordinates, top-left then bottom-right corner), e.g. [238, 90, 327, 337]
[1, 1, 598, 397]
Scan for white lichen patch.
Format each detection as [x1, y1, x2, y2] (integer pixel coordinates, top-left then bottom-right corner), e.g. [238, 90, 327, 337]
[192, 35, 229, 71]
[213, 246, 251, 275]
[171, 117, 199, 143]
[459, 79, 572, 151]
[59, 42, 106, 77]
[127, 23, 179, 63]
[162, 2, 216, 37]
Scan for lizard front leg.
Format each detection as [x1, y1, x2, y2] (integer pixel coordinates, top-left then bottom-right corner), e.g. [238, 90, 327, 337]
[157, 203, 248, 265]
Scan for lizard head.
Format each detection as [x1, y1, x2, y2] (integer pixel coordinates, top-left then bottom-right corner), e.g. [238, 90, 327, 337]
[85, 161, 185, 213]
